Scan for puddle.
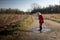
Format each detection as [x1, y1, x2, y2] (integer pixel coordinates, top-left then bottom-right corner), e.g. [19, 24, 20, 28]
[32, 27, 51, 33]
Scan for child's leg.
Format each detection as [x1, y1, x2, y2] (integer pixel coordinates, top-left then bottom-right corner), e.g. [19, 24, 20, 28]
[40, 23, 42, 31]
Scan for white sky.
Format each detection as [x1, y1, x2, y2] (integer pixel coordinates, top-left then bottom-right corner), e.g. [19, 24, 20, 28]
[0, 0, 60, 11]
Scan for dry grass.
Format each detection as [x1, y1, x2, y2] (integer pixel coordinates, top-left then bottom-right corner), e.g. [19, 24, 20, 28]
[0, 14, 28, 31]
[43, 14, 60, 23]
[0, 14, 27, 26]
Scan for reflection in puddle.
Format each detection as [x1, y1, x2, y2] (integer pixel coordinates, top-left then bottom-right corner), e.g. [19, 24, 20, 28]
[32, 28, 51, 33]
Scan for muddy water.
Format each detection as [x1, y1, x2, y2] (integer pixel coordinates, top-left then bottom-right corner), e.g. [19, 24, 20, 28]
[32, 27, 51, 33]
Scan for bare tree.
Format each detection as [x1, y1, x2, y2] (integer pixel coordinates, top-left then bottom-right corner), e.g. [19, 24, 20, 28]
[31, 3, 41, 10]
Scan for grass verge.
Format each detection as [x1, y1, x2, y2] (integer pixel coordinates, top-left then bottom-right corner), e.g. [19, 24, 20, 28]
[18, 15, 33, 30]
[45, 17, 60, 23]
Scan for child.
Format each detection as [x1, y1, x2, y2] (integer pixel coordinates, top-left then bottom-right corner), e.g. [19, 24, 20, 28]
[37, 12, 44, 32]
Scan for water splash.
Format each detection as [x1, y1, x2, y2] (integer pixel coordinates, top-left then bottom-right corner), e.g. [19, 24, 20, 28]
[32, 27, 51, 33]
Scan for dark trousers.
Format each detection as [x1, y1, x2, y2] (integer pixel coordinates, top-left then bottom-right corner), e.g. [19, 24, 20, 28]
[39, 23, 43, 31]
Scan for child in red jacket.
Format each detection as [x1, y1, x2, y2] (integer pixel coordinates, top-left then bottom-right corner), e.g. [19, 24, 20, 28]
[37, 12, 44, 32]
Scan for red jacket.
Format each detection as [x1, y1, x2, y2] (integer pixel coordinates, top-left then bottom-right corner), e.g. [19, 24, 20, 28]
[39, 15, 44, 23]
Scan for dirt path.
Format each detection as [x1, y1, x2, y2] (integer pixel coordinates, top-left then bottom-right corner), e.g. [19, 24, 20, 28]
[0, 15, 60, 40]
[45, 19, 60, 31]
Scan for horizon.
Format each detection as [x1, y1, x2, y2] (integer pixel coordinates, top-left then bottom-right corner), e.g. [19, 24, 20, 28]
[0, 0, 60, 12]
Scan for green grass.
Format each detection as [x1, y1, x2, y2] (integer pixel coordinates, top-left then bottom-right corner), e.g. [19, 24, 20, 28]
[17, 15, 33, 30]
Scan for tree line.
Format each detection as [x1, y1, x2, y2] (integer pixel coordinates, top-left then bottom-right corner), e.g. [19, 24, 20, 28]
[31, 5, 60, 14]
[0, 8, 24, 14]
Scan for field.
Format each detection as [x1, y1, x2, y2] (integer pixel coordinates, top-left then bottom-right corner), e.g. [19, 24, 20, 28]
[0, 14, 26, 26]
[43, 14, 60, 23]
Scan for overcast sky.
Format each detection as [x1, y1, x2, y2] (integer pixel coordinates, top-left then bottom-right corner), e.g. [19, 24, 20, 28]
[0, 0, 60, 11]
